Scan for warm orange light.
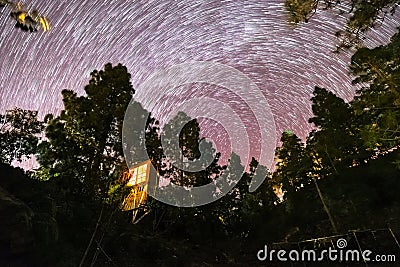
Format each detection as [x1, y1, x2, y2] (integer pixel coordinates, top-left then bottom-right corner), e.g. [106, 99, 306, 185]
[127, 163, 148, 186]
[121, 161, 152, 213]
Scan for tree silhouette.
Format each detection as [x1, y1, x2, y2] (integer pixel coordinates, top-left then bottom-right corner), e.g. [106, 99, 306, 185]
[307, 86, 367, 173]
[37, 63, 134, 200]
[350, 31, 400, 150]
[284, 0, 400, 49]
[273, 130, 312, 197]
[0, 107, 43, 164]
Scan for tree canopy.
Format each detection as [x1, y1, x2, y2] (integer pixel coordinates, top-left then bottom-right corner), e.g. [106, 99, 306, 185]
[0, 107, 43, 164]
[284, 0, 400, 49]
[350, 31, 400, 149]
[37, 63, 134, 199]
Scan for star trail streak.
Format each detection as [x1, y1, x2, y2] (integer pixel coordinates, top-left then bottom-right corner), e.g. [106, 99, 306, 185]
[0, 0, 399, 168]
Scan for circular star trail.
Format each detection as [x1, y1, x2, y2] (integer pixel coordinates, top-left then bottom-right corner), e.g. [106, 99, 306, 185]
[1, 0, 399, 168]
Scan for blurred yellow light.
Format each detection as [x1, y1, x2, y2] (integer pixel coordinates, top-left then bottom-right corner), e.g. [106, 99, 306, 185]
[39, 16, 50, 31]
[17, 12, 25, 23]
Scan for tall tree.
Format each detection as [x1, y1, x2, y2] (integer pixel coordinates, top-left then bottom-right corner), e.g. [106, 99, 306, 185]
[160, 112, 220, 187]
[37, 63, 134, 199]
[273, 130, 313, 198]
[350, 31, 400, 150]
[220, 157, 277, 242]
[274, 129, 339, 235]
[307, 86, 366, 173]
[34, 63, 135, 267]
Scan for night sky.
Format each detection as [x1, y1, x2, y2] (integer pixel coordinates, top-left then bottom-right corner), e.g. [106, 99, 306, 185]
[1, 0, 399, 168]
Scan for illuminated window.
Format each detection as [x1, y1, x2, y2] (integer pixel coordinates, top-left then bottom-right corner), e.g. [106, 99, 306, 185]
[137, 164, 147, 184]
[126, 163, 148, 186]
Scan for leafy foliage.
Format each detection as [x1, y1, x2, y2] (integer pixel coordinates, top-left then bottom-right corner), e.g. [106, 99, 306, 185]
[284, 0, 320, 23]
[37, 63, 134, 200]
[350, 31, 400, 149]
[160, 112, 217, 187]
[273, 130, 312, 196]
[307, 87, 367, 173]
[0, 107, 43, 164]
[284, 0, 400, 49]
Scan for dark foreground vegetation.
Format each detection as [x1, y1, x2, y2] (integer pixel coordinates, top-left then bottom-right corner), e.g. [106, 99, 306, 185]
[1, 150, 399, 266]
[2, 1, 400, 266]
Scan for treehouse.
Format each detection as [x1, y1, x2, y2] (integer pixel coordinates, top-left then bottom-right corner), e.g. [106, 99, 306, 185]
[121, 160, 155, 223]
